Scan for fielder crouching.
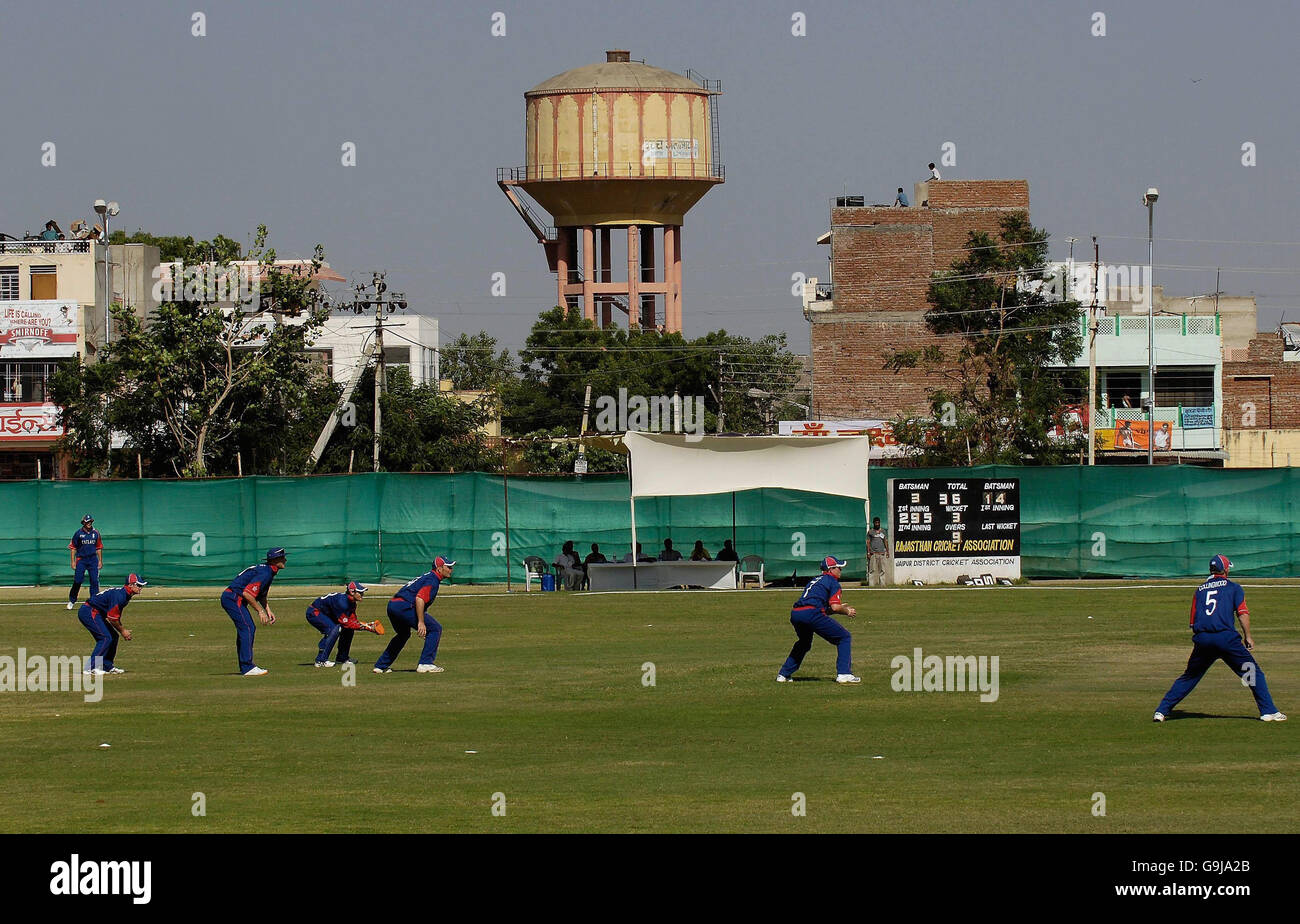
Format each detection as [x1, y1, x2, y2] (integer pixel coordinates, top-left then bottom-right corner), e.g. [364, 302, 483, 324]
[305, 581, 383, 667]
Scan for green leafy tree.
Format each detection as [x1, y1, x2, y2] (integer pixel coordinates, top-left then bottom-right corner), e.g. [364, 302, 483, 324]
[885, 214, 1085, 464]
[313, 365, 500, 473]
[52, 226, 331, 477]
[506, 306, 806, 436]
[108, 229, 242, 264]
[516, 428, 627, 474]
[440, 331, 517, 392]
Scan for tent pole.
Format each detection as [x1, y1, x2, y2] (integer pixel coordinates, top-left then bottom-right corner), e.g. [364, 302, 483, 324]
[628, 452, 638, 590]
[503, 460, 512, 592]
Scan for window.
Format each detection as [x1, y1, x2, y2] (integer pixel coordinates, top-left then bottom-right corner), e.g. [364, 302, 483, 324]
[1154, 370, 1214, 408]
[29, 265, 56, 300]
[1104, 371, 1141, 408]
[0, 267, 17, 300]
[1, 361, 59, 403]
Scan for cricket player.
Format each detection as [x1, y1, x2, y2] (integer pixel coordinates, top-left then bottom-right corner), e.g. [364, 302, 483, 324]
[306, 581, 382, 667]
[374, 556, 454, 674]
[67, 514, 103, 609]
[1154, 555, 1286, 722]
[221, 547, 287, 677]
[79, 574, 146, 674]
[777, 555, 860, 684]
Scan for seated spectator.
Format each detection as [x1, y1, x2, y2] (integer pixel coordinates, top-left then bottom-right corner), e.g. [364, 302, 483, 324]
[894, 188, 909, 208]
[553, 540, 584, 590]
[928, 162, 942, 181]
[584, 543, 608, 567]
[716, 539, 738, 562]
[40, 220, 64, 241]
[621, 542, 655, 563]
[690, 540, 712, 561]
[659, 538, 682, 562]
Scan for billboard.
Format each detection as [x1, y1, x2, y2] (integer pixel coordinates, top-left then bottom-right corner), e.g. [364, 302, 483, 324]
[779, 419, 905, 459]
[888, 477, 1021, 583]
[0, 403, 64, 441]
[1097, 420, 1174, 451]
[0, 301, 80, 358]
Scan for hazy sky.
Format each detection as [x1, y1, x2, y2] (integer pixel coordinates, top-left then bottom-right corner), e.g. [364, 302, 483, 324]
[5, 0, 1298, 352]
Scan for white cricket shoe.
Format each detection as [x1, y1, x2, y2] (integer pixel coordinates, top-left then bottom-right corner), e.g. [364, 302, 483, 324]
[1153, 712, 1166, 722]
[1261, 712, 1287, 722]
[416, 663, 444, 674]
[372, 667, 391, 674]
[776, 674, 791, 683]
[242, 667, 268, 676]
[835, 674, 862, 684]
[314, 661, 335, 668]
[66, 602, 75, 610]
[83, 668, 107, 676]
[106, 667, 126, 674]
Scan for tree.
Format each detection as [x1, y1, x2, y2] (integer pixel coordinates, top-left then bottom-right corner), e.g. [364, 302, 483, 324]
[108, 229, 242, 264]
[884, 214, 1085, 464]
[52, 226, 332, 477]
[515, 428, 627, 474]
[440, 330, 516, 392]
[312, 366, 500, 473]
[505, 306, 807, 436]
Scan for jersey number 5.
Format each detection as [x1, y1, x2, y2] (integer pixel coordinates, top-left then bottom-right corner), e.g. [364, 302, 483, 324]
[1204, 589, 1217, 616]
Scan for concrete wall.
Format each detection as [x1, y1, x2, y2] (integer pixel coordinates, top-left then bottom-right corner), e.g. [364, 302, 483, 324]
[1223, 429, 1300, 468]
[1222, 333, 1300, 430]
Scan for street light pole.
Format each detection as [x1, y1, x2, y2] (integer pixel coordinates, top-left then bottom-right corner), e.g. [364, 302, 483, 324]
[1143, 188, 1158, 465]
[93, 199, 120, 346]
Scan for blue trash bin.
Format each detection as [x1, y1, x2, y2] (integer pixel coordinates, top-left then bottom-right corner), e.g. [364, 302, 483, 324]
[540, 573, 555, 592]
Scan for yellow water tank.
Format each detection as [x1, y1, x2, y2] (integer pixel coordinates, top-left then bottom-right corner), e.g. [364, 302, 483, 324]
[517, 50, 722, 227]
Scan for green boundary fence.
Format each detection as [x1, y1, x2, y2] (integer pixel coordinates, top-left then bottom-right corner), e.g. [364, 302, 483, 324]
[1, 467, 1296, 586]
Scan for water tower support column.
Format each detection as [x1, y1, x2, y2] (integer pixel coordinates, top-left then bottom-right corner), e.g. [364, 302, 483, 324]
[555, 227, 571, 311]
[626, 226, 641, 327]
[666, 225, 683, 333]
[640, 226, 656, 329]
[581, 225, 596, 322]
[600, 228, 613, 327]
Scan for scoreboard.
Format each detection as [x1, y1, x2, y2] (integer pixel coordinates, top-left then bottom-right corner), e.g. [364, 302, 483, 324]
[887, 478, 1021, 583]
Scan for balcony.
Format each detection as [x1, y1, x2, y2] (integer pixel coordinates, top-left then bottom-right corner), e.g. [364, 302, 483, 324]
[0, 239, 92, 255]
[1069, 312, 1221, 368]
[1100, 405, 1220, 451]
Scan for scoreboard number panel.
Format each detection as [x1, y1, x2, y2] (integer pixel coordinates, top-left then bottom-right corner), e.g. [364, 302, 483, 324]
[887, 478, 1021, 584]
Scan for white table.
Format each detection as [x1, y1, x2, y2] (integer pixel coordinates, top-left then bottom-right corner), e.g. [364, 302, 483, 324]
[586, 561, 738, 591]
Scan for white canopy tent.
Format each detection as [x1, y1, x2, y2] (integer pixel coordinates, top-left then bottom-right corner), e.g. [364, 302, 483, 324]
[620, 432, 871, 587]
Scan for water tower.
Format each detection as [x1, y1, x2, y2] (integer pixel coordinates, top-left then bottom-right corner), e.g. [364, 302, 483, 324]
[498, 50, 723, 333]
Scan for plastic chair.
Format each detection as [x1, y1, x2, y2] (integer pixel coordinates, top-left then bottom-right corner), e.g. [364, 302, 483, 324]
[523, 556, 547, 592]
[738, 555, 765, 589]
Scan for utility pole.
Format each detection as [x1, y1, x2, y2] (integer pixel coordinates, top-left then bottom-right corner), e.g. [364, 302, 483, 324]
[341, 273, 407, 473]
[1065, 237, 1077, 301]
[1089, 236, 1099, 465]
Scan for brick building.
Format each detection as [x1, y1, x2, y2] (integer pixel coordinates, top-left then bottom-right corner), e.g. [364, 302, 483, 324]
[804, 180, 1029, 419]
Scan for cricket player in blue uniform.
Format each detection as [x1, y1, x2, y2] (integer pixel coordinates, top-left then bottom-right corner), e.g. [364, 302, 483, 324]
[67, 514, 104, 609]
[777, 555, 860, 684]
[1155, 555, 1286, 722]
[79, 574, 146, 674]
[374, 556, 454, 674]
[221, 548, 287, 676]
[305, 581, 383, 667]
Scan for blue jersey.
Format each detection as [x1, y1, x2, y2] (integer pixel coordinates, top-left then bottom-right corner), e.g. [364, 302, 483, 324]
[69, 528, 103, 560]
[310, 591, 357, 624]
[792, 573, 843, 615]
[1190, 576, 1247, 634]
[227, 563, 277, 604]
[391, 572, 441, 610]
[87, 587, 133, 622]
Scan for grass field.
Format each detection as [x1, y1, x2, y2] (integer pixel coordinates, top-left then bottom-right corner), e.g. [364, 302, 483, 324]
[1, 581, 1296, 833]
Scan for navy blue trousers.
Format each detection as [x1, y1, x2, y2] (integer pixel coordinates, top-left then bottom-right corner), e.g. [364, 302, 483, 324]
[780, 608, 852, 677]
[374, 602, 441, 669]
[1157, 629, 1279, 716]
[78, 604, 118, 671]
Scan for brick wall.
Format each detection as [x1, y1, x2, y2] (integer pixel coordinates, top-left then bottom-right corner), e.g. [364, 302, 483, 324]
[1222, 334, 1300, 429]
[813, 180, 1031, 418]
